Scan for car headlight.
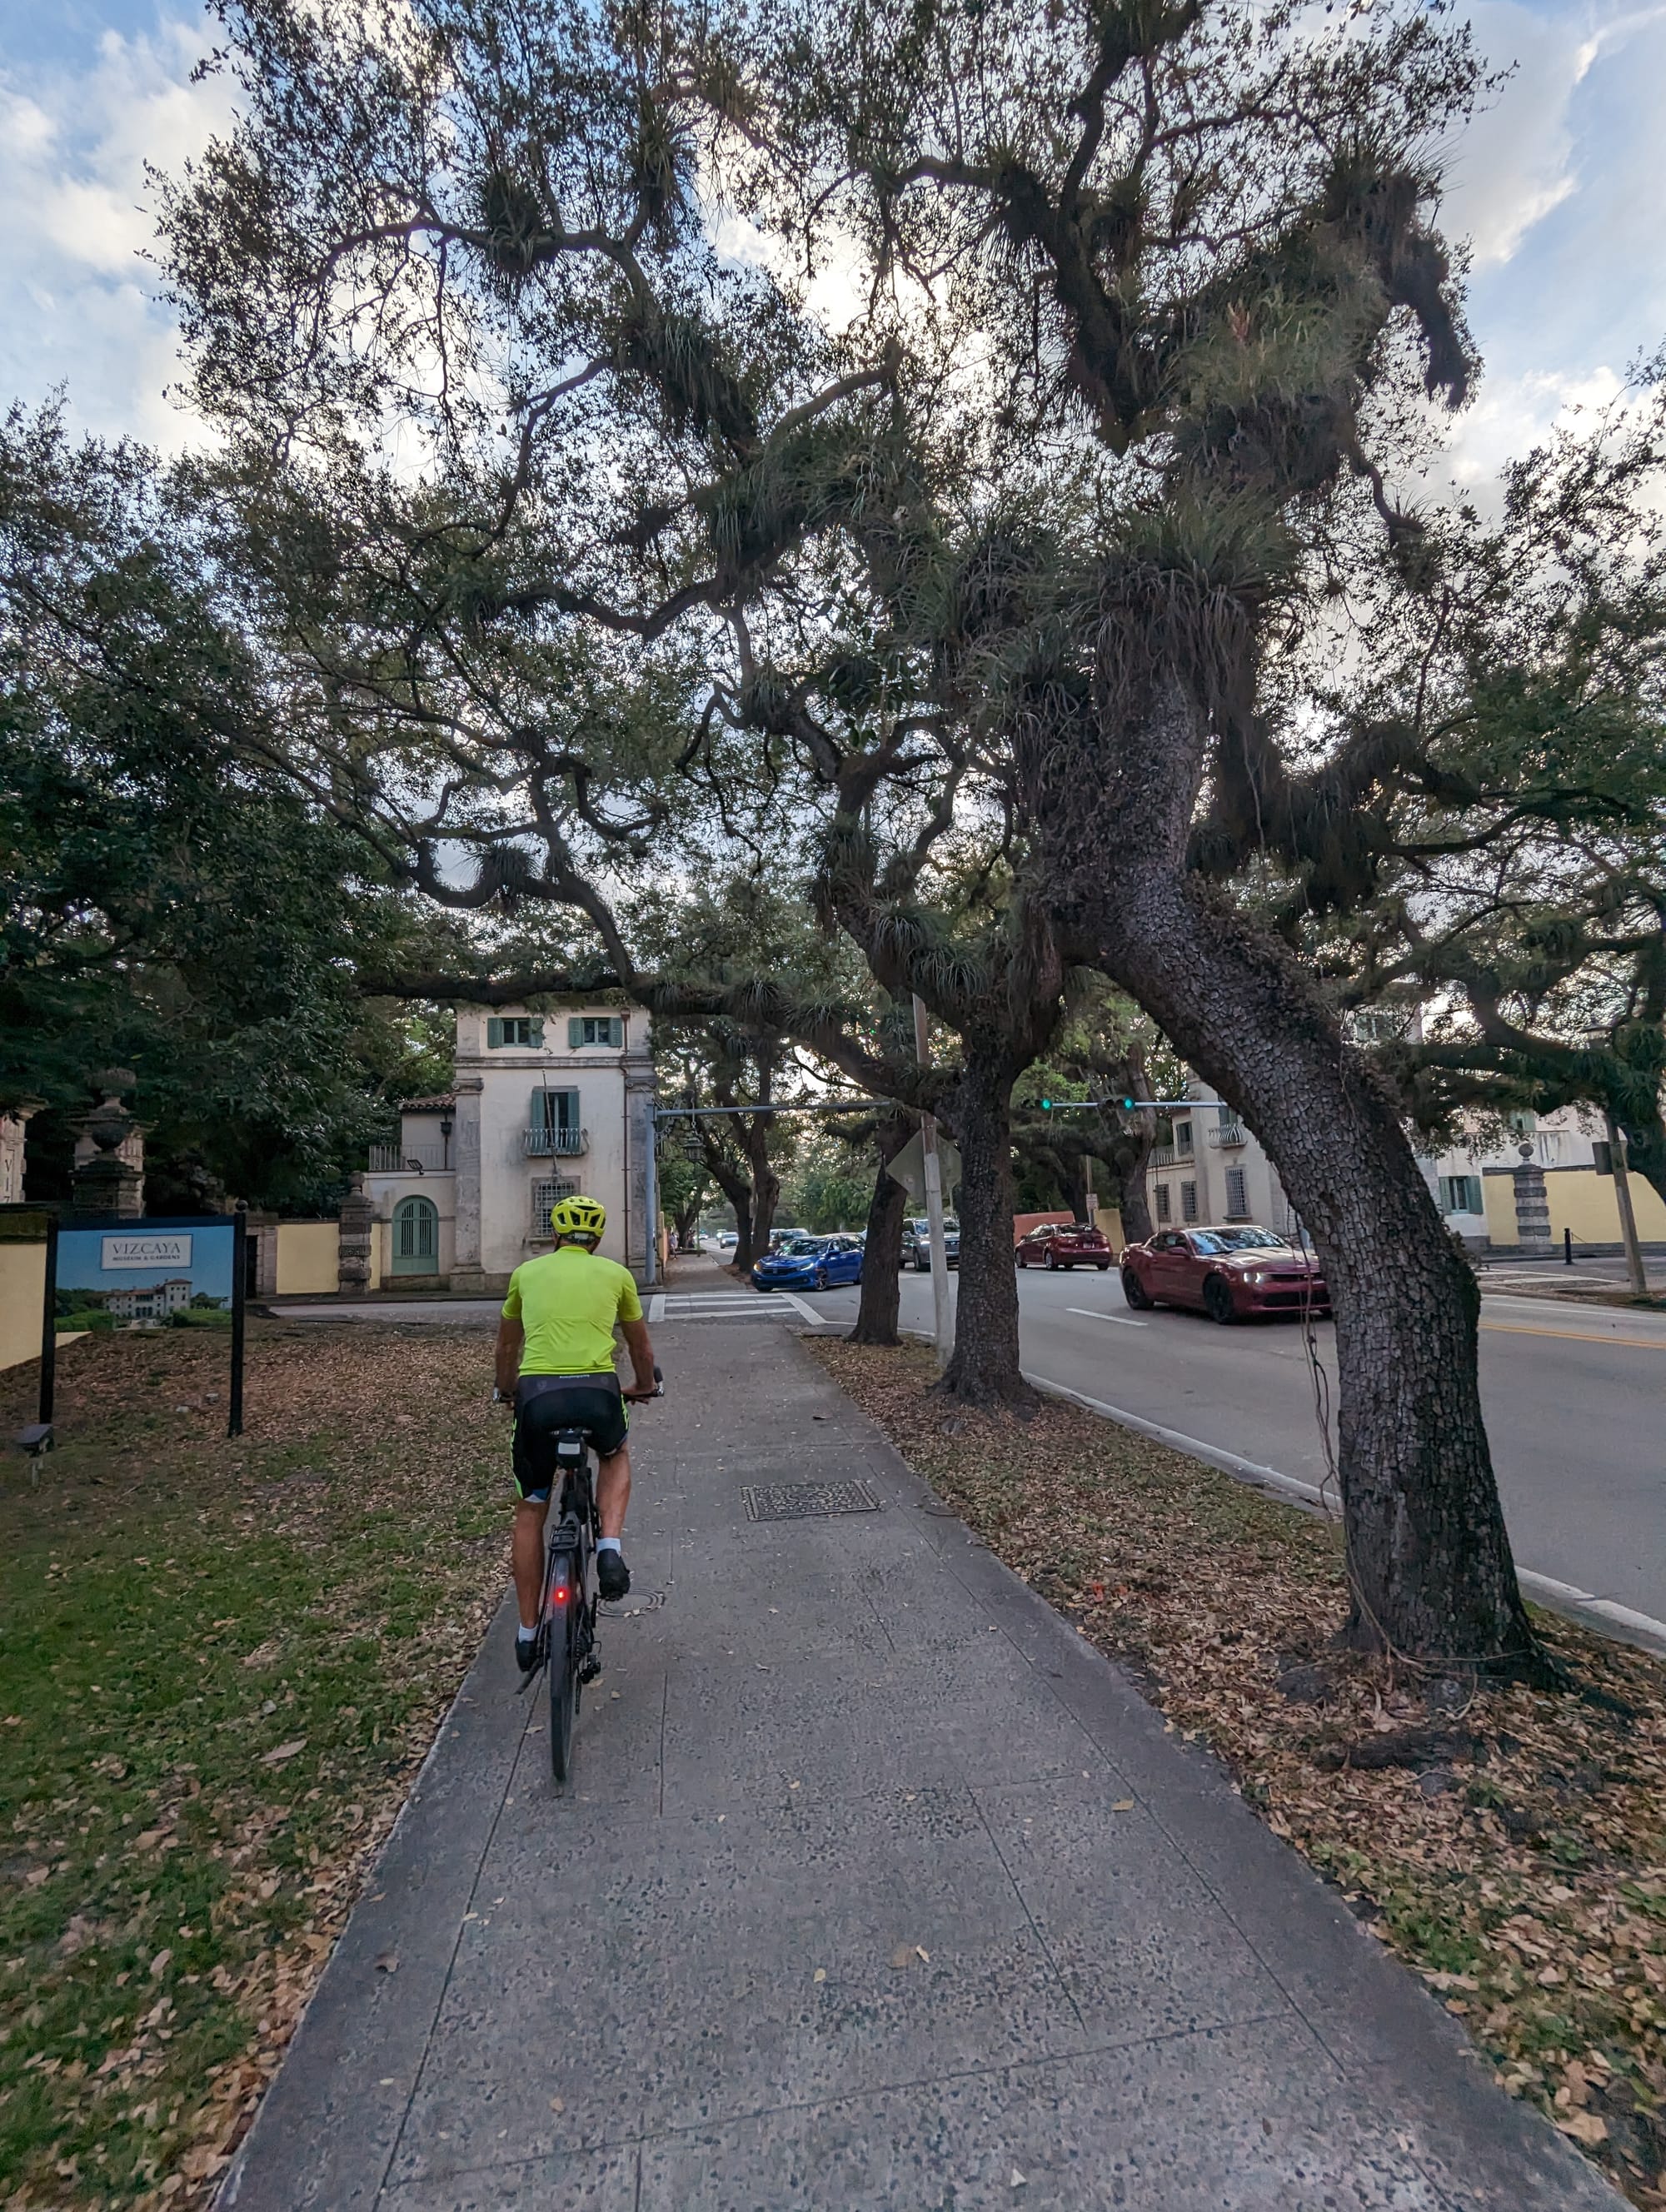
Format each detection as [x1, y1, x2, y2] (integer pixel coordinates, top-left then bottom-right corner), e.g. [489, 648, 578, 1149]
[1245, 1269, 1266, 1284]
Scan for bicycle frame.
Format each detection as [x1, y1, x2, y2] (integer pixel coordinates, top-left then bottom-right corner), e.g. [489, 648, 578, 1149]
[531, 1366, 661, 1784]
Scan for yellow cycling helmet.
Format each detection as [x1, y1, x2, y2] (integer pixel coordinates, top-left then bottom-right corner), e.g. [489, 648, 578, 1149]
[549, 1193, 606, 1245]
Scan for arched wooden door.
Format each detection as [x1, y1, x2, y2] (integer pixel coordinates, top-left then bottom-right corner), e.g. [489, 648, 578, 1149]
[391, 1194, 439, 1276]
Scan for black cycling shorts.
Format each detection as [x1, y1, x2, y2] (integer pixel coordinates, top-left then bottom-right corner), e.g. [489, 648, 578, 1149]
[512, 1373, 629, 1502]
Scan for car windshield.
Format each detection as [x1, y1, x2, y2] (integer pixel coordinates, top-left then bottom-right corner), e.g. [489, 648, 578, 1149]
[1190, 1228, 1285, 1255]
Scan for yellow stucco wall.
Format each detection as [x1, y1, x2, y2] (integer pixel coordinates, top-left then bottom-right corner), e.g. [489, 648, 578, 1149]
[1484, 1166, 1666, 1244]
[0, 1239, 47, 1371]
[276, 1221, 341, 1295]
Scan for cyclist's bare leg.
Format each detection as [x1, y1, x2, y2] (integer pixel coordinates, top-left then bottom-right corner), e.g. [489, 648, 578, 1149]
[596, 1442, 631, 1541]
[512, 1497, 549, 1631]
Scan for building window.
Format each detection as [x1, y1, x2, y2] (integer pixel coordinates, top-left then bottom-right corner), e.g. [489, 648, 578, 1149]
[567, 1014, 623, 1049]
[391, 1195, 439, 1275]
[486, 1016, 543, 1049]
[1155, 1184, 1171, 1223]
[1224, 1168, 1250, 1220]
[1180, 1180, 1198, 1222]
[1175, 1122, 1193, 1156]
[1439, 1175, 1482, 1216]
[531, 1178, 580, 1237]
[527, 1088, 584, 1155]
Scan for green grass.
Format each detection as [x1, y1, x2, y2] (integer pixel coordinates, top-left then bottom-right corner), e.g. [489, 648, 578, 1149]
[0, 1322, 509, 2209]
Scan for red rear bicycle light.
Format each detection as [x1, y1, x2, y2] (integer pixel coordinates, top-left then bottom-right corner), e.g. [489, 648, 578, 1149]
[552, 1583, 570, 1606]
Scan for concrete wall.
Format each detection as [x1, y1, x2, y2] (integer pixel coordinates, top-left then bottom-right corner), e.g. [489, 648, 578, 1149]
[1484, 1163, 1666, 1248]
[0, 1238, 46, 1371]
[275, 1221, 342, 1295]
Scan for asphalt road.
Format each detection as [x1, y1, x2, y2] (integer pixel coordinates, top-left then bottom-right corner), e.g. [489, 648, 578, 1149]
[800, 1263, 1666, 1642]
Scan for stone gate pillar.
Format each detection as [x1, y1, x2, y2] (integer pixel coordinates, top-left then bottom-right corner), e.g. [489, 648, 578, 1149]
[1511, 1144, 1553, 1253]
[337, 1173, 375, 1293]
[450, 1077, 486, 1293]
[71, 1074, 144, 1218]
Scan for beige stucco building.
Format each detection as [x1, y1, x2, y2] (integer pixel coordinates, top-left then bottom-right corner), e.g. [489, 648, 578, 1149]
[365, 1003, 656, 1291]
[1145, 1081, 1304, 1240]
[1145, 1079, 1664, 1253]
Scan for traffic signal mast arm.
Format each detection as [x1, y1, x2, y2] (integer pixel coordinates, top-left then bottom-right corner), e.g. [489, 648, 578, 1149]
[1038, 1097, 1235, 1113]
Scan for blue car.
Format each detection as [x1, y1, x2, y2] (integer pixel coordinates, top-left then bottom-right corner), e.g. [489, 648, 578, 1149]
[751, 1234, 865, 1293]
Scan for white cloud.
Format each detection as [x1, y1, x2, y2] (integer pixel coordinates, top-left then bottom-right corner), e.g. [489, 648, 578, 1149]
[0, 16, 232, 451]
[1439, 2, 1594, 271]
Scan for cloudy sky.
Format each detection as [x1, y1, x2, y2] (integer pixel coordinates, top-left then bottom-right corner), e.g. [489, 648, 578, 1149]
[2, 0, 1663, 481]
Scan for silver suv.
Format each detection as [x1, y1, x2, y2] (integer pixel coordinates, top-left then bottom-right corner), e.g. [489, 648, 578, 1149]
[900, 1217, 960, 1271]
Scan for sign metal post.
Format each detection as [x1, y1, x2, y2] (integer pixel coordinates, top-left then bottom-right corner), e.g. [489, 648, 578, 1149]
[229, 1203, 247, 1437]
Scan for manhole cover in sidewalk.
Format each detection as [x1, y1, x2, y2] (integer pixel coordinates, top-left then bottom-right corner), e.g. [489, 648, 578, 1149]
[741, 1479, 881, 1522]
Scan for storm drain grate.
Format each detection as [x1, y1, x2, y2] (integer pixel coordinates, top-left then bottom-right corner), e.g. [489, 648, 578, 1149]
[741, 1478, 881, 1523]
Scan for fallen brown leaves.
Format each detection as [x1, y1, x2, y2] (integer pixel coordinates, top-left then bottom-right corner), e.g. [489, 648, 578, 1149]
[811, 1335, 1666, 2212]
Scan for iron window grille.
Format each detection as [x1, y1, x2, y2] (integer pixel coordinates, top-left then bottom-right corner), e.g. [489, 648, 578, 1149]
[531, 1179, 580, 1236]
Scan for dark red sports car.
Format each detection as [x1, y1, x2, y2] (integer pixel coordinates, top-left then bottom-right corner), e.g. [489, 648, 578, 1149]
[1015, 1220, 1114, 1270]
[1120, 1225, 1329, 1323]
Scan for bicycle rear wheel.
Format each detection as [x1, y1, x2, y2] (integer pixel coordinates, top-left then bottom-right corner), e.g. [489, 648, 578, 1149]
[546, 1543, 579, 1782]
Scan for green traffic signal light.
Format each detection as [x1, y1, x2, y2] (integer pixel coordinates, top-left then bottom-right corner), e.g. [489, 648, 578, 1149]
[1040, 1098, 1051, 1111]
[1120, 1096, 1136, 1111]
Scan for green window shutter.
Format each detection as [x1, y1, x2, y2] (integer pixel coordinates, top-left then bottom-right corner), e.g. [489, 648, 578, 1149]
[557, 1088, 579, 1132]
[604, 1017, 622, 1046]
[486, 1017, 504, 1049]
[529, 1016, 545, 1048]
[568, 1017, 583, 1049]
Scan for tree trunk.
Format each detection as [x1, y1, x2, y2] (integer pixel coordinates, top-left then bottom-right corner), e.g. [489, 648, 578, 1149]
[672, 1193, 703, 1249]
[849, 1119, 910, 1346]
[939, 1048, 1033, 1407]
[1058, 1156, 1090, 1223]
[1112, 1147, 1153, 1246]
[704, 1153, 756, 1272]
[1023, 671, 1540, 1673]
[746, 1131, 781, 1257]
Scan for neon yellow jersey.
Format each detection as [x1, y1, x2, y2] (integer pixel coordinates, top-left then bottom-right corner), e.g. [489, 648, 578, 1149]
[501, 1247, 643, 1375]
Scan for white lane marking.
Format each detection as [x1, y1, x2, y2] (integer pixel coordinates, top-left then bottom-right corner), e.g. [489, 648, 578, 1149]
[1065, 1306, 1147, 1328]
[1020, 1370, 1666, 1655]
[784, 1293, 821, 1322]
[647, 1294, 666, 1323]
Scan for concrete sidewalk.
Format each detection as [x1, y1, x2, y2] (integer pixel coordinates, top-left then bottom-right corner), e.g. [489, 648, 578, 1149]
[219, 1326, 1618, 2212]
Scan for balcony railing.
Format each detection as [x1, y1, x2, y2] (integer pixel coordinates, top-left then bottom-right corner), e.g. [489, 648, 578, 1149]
[1209, 1123, 1249, 1148]
[524, 1125, 588, 1158]
[1149, 1143, 1176, 1168]
[368, 1143, 450, 1173]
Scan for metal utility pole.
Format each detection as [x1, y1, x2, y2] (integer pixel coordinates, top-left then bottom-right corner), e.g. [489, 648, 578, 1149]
[1605, 1111, 1651, 1297]
[912, 994, 954, 1368]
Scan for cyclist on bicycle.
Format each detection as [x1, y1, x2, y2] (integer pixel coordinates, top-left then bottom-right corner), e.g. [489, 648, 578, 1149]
[493, 1193, 658, 1678]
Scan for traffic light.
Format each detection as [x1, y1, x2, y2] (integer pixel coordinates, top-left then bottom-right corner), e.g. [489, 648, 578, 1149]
[1040, 1097, 1051, 1111]
[1119, 1096, 1138, 1112]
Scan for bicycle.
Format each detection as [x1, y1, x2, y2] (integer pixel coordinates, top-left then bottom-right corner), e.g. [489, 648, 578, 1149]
[523, 1366, 662, 1783]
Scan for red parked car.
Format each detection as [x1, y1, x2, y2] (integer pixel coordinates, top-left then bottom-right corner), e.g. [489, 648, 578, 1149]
[1120, 1224, 1329, 1323]
[1015, 1221, 1114, 1271]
